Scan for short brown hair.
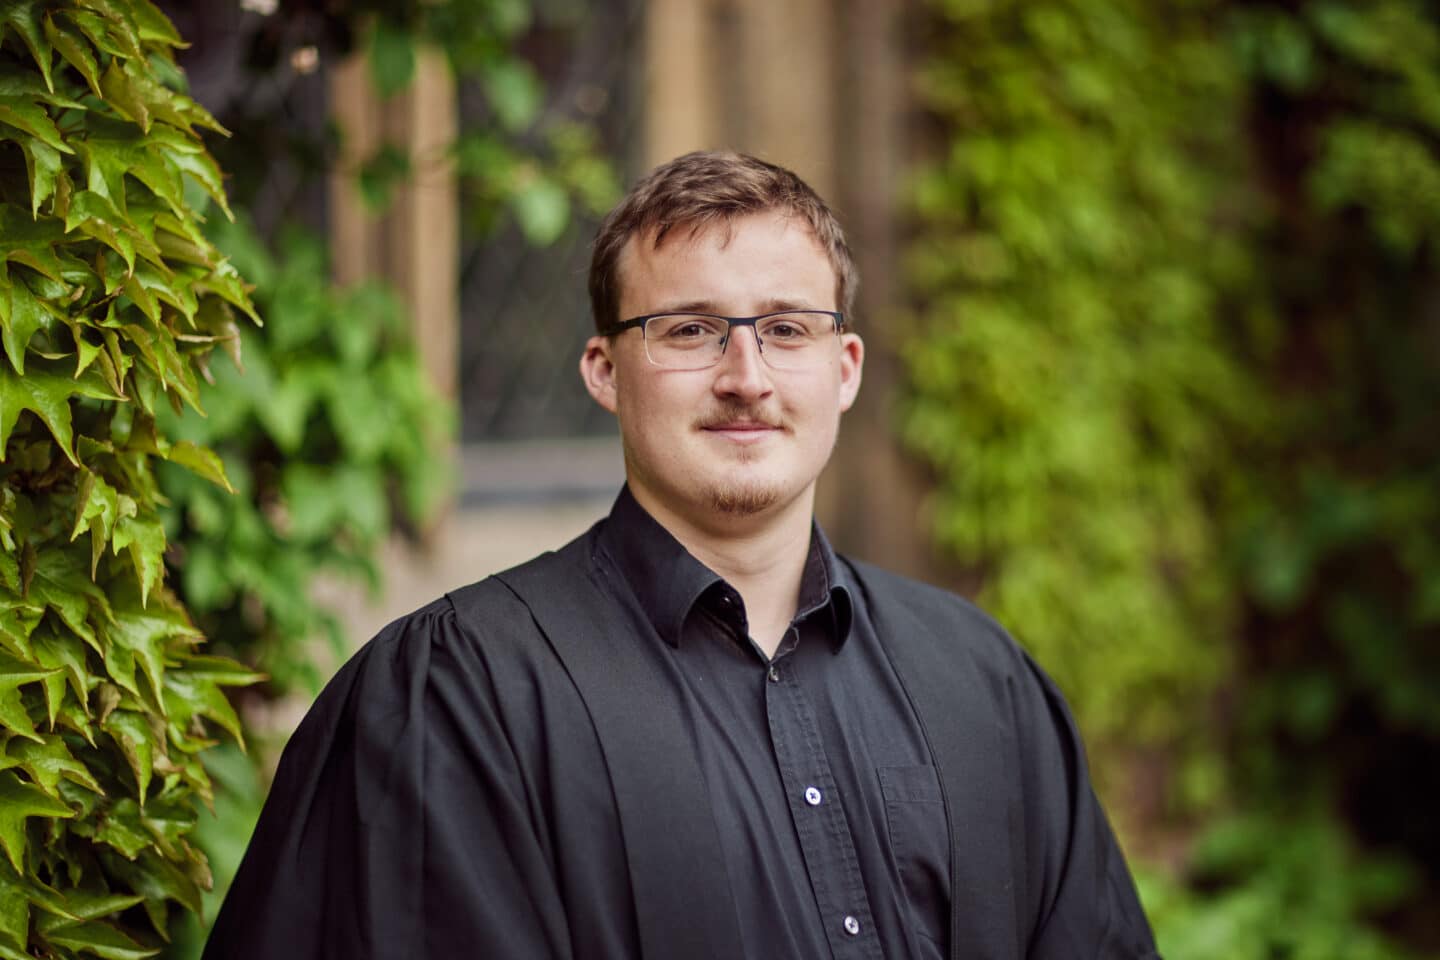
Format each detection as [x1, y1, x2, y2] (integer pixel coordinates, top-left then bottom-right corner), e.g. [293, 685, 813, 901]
[588, 151, 857, 332]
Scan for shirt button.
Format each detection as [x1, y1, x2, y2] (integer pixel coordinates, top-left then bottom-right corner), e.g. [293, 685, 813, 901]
[767, 666, 779, 683]
[804, 786, 822, 806]
[843, 915, 861, 936]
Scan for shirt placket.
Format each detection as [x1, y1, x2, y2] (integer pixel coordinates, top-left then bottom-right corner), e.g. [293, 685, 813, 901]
[766, 639, 882, 959]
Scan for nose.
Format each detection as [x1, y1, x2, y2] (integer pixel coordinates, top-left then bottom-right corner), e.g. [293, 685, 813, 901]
[711, 325, 773, 401]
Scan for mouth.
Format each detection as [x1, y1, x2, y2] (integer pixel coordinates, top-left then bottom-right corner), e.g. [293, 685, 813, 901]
[699, 419, 783, 443]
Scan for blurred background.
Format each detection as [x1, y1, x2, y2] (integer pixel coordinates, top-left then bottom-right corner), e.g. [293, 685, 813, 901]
[149, 1, 1439, 956]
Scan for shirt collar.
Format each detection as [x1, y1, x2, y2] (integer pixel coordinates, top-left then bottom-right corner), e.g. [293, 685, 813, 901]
[598, 485, 853, 649]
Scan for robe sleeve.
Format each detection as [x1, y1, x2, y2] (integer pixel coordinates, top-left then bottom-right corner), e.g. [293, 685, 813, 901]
[1016, 651, 1160, 960]
[202, 599, 573, 960]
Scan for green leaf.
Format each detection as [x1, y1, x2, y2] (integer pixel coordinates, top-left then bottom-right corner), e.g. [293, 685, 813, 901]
[98, 847, 202, 917]
[484, 60, 542, 132]
[49, 889, 144, 924]
[512, 175, 570, 246]
[197, 258, 259, 323]
[0, 97, 72, 156]
[37, 917, 157, 960]
[144, 126, 231, 219]
[6, 733, 102, 797]
[1, 1, 54, 93]
[71, 468, 121, 551]
[102, 710, 157, 802]
[2, 276, 52, 376]
[0, 361, 72, 460]
[163, 441, 231, 492]
[255, 374, 314, 455]
[91, 797, 151, 858]
[369, 18, 416, 97]
[111, 513, 166, 607]
[0, 597, 43, 661]
[119, 277, 157, 330]
[192, 296, 243, 369]
[107, 583, 199, 709]
[162, 659, 259, 754]
[131, 144, 185, 217]
[31, 629, 90, 718]
[0, 773, 74, 872]
[163, 669, 244, 749]
[281, 463, 342, 540]
[65, 190, 138, 271]
[357, 143, 410, 212]
[68, 2, 143, 59]
[55, 699, 94, 746]
[0, 652, 57, 742]
[99, 58, 149, 132]
[122, 321, 201, 411]
[0, 861, 29, 954]
[112, 59, 208, 136]
[172, 655, 264, 690]
[131, 0, 182, 47]
[77, 137, 144, 213]
[29, 545, 111, 653]
[70, 469, 120, 544]
[68, 329, 110, 381]
[0, 361, 120, 465]
[17, 135, 62, 217]
[45, 13, 102, 98]
[0, 207, 70, 280]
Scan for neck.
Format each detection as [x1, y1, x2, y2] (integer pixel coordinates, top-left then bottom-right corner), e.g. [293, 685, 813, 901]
[628, 484, 815, 658]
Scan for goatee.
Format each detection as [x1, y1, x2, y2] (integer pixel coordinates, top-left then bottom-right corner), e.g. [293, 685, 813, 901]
[707, 482, 781, 515]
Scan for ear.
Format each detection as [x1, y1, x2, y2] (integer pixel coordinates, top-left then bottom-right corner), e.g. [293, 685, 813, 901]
[580, 335, 620, 414]
[837, 332, 864, 412]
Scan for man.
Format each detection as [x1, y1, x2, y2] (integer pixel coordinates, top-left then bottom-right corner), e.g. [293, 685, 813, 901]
[206, 152, 1158, 959]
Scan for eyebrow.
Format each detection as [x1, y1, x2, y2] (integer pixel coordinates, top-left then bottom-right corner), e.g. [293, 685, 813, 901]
[649, 297, 826, 315]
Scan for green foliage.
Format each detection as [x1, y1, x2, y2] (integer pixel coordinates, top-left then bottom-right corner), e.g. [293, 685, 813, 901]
[1145, 812, 1420, 960]
[151, 744, 260, 960]
[335, 5, 620, 244]
[1217, 7, 1440, 914]
[0, 2, 261, 956]
[157, 216, 450, 696]
[906, 0, 1257, 765]
[910, 0, 1440, 949]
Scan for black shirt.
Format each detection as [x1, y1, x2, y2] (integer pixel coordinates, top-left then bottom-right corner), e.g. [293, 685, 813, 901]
[599, 487, 947, 959]
[206, 489, 1159, 960]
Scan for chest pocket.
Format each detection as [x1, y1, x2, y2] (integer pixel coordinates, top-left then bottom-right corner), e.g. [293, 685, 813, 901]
[879, 765, 950, 954]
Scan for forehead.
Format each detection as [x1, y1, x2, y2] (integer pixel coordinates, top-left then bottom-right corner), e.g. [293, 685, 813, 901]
[615, 210, 837, 313]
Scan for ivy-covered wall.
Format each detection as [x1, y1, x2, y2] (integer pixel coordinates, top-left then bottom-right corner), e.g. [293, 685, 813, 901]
[907, 0, 1257, 801]
[909, 0, 1440, 953]
[0, 3, 260, 957]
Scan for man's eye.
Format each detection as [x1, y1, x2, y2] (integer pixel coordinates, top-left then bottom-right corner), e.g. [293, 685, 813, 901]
[669, 322, 711, 339]
[761, 314, 819, 341]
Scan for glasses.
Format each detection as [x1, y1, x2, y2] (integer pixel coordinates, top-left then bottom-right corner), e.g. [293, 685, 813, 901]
[600, 310, 845, 371]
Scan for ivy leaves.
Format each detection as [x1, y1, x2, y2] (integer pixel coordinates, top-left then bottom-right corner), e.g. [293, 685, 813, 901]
[159, 220, 450, 695]
[0, 1, 260, 957]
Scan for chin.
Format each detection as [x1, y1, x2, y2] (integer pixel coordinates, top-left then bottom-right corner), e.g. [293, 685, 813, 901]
[698, 466, 811, 517]
[705, 483, 782, 516]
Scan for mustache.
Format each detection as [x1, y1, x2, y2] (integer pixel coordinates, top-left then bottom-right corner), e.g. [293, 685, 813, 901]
[694, 403, 784, 430]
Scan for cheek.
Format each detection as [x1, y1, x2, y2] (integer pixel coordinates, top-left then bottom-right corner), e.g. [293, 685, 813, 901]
[614, 377, 685, 442]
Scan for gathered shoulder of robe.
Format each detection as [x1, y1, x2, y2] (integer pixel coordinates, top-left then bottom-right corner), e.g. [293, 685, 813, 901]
[203, 522, 1158, 960]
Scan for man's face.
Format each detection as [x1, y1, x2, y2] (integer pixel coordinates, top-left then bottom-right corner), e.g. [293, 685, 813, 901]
[581, 210, 864, 529]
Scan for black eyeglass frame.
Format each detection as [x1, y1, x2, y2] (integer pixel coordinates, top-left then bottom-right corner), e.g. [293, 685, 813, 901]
[599, 310, 845, 342]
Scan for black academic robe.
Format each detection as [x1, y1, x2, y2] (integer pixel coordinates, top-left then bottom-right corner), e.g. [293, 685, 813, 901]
[204, 524, 1158, 960]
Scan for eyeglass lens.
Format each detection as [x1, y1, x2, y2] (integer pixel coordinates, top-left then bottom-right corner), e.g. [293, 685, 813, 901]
[642, 313, 837, 370]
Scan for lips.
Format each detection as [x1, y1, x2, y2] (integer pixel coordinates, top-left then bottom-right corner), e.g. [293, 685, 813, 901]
[698, 417, 783, 443]
[704, 421, 777, 431]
